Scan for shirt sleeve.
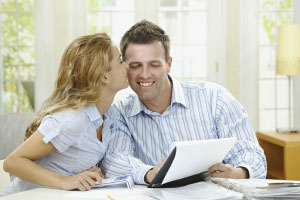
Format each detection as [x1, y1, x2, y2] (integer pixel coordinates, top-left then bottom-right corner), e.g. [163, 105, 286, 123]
[38, 113, 84, 153]
[214, 86, 267, 179]
[101, 106, 153, 185]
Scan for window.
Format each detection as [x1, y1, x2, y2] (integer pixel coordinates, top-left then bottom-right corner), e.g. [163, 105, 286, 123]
[87, 0, 134, 46]
[87, 0, 135, 101]
[258, 0, 294, 130]
[87, 0, 208, 80]
[159, 0, 207, 80]
[0, 0, 35, 114]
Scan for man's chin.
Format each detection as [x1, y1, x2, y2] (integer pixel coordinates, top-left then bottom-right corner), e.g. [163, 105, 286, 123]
[136, 93, 154, 103]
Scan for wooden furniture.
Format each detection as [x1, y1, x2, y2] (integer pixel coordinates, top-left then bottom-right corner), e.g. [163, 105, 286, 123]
[256, 131, 300, 180]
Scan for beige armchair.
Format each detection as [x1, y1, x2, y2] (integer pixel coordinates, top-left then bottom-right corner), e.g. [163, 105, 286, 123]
[0, 114, 34, 160]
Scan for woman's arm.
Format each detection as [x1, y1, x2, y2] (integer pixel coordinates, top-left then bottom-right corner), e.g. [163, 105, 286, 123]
[3, 131, 102, 191]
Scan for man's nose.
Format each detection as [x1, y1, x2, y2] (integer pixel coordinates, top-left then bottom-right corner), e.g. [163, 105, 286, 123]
[140, 66, 150, 79]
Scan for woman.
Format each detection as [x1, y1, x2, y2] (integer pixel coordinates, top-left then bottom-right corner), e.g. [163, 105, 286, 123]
[0, 33, 128, 196]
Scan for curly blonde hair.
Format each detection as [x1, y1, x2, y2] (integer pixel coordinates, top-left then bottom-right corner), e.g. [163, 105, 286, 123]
[24, 33, 113, 140]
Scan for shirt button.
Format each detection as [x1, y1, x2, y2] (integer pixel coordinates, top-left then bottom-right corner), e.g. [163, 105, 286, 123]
[56, 128, 59, 132]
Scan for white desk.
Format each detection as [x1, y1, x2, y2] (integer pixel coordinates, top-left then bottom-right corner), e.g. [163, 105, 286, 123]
[0, 185, 153, 200]
[0, 181, 244, 200]
[3, 179, 299, 200]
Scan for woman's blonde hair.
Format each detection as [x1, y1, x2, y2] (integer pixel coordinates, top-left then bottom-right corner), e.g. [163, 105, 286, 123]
[24, 33, 113, 140]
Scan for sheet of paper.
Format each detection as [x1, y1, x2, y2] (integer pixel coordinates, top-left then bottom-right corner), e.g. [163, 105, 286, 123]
[162, 138, 237, 184]
[146, 181, 243, 200]
[64, 185, 147, 199]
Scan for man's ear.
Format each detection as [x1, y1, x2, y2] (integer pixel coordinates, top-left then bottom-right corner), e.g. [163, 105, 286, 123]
[167, 56, 172, 73]
[101, 72, 110, 84]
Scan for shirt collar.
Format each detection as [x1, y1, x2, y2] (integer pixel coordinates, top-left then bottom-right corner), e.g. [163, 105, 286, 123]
[170, 75, 188, 108]
[126, 75, 188, 117]
[84, 104, 103, 127]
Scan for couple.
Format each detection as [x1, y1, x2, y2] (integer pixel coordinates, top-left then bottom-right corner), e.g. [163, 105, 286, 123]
[1, 20, 266, 196]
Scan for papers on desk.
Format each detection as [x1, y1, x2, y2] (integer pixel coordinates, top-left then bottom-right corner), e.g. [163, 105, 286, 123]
[212, 178, 300, 199]
[146, 181, 243, 200]
[65, 185, 150, 200]
[94, 175, 134, 189]
[66, 181, 243, 200]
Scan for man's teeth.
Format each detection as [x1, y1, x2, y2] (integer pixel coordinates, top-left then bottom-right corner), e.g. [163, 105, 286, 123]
[139, 82, 153, 87]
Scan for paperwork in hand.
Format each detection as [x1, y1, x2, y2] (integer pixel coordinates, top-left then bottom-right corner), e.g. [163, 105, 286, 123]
[94, 175, 134, 189]
[163, 138, 237, 184]
[212, 178, 300, 199]
[149, 138, 237, 188]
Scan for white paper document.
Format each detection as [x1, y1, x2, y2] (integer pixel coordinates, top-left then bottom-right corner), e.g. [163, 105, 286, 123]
[94, 175, 134, 189]
[65, 184, 148, 199]
[162, 138, 237, 184]
[146, 181, 243, 200]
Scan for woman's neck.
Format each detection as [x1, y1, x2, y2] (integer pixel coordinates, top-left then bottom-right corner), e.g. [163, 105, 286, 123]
[95, 90, 116, 118]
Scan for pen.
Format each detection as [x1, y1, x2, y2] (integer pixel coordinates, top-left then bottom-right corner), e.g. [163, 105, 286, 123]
[107, 195, 115, 200]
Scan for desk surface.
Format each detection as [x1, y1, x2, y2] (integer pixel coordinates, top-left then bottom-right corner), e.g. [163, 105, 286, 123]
[0, 185, 153, 200]
[256, 131, 300, 147]
[2, 179, 300, 200]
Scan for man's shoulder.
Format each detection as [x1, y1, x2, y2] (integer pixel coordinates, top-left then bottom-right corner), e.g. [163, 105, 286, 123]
[179, 80, 224, 92]
[107, 94, 139, 116]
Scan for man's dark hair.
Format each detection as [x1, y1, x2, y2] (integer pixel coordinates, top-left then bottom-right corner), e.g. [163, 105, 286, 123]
[120, 20, 170, 62]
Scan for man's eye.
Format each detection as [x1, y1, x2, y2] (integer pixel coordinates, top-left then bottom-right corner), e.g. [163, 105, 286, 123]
[151, 64, 161, 67]
[129, 65, 140, 68]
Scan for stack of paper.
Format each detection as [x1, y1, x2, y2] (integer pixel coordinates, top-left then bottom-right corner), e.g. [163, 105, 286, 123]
[212, 178, 300, 199]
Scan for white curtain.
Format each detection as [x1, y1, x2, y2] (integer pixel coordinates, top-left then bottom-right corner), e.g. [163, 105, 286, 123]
[293, 1, 300, 130]
[239, 0, 259, 130]
[34, 0, 87, 110]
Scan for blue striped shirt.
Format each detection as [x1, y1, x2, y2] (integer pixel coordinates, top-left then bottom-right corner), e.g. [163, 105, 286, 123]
[102, 77, 267, 184]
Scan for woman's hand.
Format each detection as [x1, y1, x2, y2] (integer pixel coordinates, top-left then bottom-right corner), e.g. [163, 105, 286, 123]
[87, 166, 105, 179]
[59, 171, 103, 191]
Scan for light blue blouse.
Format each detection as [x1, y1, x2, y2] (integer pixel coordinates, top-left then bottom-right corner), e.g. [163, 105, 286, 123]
[0, 104, 111, 196]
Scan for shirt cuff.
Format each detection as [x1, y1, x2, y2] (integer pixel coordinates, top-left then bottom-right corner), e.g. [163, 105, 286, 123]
[134, 164, 154, 185]
[237, 164, 252, 178]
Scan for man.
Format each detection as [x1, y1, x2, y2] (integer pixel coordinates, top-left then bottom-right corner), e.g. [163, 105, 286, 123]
[102, 20, 266, 184]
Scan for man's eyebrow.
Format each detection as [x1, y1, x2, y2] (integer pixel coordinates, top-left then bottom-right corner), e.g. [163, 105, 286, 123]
[149, 60, 162, 63]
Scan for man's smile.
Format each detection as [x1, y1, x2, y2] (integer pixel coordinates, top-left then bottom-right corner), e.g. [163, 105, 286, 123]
[138, 81, 155, 87]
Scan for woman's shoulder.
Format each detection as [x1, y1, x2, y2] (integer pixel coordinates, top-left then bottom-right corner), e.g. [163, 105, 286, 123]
[41, 108, 87, 129]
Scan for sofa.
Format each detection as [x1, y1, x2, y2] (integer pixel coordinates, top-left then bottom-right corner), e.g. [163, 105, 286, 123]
[0, 114, 34, 160]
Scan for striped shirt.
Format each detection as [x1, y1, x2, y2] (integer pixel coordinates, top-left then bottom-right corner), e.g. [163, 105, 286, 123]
[102, 77, 267, 184]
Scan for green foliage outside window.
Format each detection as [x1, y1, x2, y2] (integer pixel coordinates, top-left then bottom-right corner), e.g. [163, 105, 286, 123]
[88, 0, 112, 34]
[0, 0, 34, 113]
[261, 0, 293, 44]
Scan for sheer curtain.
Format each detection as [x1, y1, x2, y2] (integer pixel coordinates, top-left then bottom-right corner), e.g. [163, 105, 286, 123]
[34, 0, 87, 110]
[294, 0, 300, 130]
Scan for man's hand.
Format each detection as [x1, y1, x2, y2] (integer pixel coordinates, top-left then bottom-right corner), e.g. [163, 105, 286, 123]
[208, 163, 249, 179]
[144, 160, 165, 183]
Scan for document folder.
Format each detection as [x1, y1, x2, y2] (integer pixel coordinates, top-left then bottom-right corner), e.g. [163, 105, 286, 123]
[148, 138, 237, 188]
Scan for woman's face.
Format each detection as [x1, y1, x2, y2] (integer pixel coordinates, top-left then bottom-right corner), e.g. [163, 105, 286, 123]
[106, 45, 129, 92]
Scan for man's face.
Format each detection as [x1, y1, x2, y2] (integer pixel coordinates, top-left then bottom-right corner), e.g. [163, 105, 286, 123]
[125, 41, 172, 104]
